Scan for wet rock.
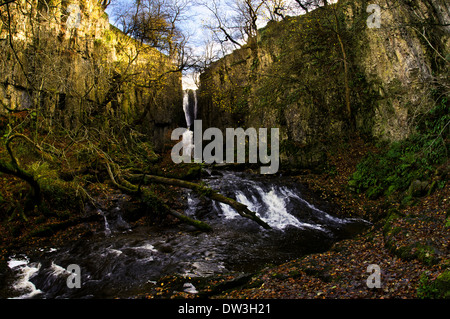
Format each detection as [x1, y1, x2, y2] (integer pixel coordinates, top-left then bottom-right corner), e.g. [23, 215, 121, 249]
[183, 282, 198, 294]
[154, 242, 173, 254]
[210, 170, 222, 176]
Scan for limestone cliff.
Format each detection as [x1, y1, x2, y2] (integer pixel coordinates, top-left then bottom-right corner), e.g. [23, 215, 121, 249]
[0, 0, 184, 150]
[198, 0, 449, 168]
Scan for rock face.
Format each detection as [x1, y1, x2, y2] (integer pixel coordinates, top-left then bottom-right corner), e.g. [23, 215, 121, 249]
[0, 0, 184, 150]
[198, 0, 449, 168]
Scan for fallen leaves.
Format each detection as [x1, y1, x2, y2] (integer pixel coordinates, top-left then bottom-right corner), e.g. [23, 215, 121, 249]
[205, 136, 449, 299]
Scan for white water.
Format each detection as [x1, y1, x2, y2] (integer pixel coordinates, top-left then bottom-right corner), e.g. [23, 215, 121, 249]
[182, 89, 198, 129]
[98, 209, 111, 237]
[8, 256, 42, 299]
[183, 90, 191, 127]
[3, 172, 369, 299]
[182, 129, 194, 159]
[279, 186, 351, 225]
[209, 173, 360, 232]
[182, 89, 197, 129]
[50, 262, 70, 277]
[218, 186, 325, 231]
[193, 90, 198, 121]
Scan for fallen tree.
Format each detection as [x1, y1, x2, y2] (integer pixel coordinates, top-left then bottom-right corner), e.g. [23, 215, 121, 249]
[105, 162, 213, 232]
[104, 162, 271, 230]
[125, 173, 272, 230]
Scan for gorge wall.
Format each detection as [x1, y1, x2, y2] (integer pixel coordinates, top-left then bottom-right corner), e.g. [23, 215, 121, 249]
[198, 0, 450, 168]
[0, 0, 184, 150]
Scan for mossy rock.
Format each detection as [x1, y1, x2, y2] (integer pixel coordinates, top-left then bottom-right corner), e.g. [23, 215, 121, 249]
[407, 180, 429, 197]
[382, 209, 402, 236]
[417, 270, 450, 299]
[435, 270, 450, 299]
[414, 244, 441, 266]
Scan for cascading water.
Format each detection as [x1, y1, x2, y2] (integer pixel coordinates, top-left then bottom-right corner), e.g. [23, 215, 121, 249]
[182, 90, 192, 128]
[0, 81, 370, 299]
[6, 256, 42, 299]
[193, 89, 198, 121]
[182, 89, 197, 129]
[203, 171, 364, 233]
[1, 171, 369, 299]
[181, 89, 197, 159]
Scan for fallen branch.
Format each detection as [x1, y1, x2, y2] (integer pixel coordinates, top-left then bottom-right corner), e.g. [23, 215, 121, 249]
[126, 173, 272, 230]
[105, 162, 212, 232]
[166, 207, 212, 232]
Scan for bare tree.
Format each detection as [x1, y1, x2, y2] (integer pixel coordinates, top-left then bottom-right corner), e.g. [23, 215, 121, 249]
[292, 0, 328, 13]
[199, 0, 244, 52]
[263, 0, 289, 21]
[233, 0, 267, 39]
[113, 0, 178, 53]
[199, 0, 269, 53]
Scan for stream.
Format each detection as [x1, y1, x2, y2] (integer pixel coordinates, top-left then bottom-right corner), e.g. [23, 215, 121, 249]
[1, 171, 370, 299]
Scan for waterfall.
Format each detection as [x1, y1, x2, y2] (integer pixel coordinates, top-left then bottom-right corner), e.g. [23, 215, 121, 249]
[7, 256, 42, 299]
[216, 186, 326, 231]
[182, 89, 197, 129]
[193, 89, 198, 121]
[205, 172, 363, 232]
[181, 89, 197, 158]
[98, 209, 111, 237]
[182, 129, 194, 158]
[183, 90, 191, 128]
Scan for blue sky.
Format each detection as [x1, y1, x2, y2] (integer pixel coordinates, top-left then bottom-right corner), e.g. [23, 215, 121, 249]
[106, 1, 212, 89]
[105, 0, 308, 89]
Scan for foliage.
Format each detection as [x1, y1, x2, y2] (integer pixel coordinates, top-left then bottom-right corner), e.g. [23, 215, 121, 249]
[29, 162, 84, 211]
[255, 12, 346, 115]
[416, 270, 450, 299]
[417, 272, 440, 299]
[348, 95, 449, 199]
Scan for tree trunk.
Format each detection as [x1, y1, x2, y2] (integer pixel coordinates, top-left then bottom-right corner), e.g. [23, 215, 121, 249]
[0, 160, 41, 206]
[105, 163, 213, 231]
[0, 134, 44, 209]
[126, 173, 272, 230]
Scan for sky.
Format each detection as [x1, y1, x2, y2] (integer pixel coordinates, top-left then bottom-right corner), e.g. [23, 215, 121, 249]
[105, 0, 308, 90]
[106, 1, 210, 89]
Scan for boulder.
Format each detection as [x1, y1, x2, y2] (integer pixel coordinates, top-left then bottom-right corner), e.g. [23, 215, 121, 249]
[407, 180, 429, 197]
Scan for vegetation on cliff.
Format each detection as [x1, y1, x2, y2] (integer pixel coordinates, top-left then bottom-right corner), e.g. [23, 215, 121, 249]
[0, 0, 187, 260]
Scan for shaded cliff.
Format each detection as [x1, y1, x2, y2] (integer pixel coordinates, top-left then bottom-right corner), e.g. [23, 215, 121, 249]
[0, 0, 184, 150]
[198, 0, 449, 168]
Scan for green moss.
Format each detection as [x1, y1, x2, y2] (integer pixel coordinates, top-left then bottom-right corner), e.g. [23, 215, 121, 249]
[435, 270, 450, 299]
[417, 270, 450, 299]
[397, 245, 414, 260]
[415, 244, 440, 266]
[382, 209, 401, 236]
[417, 272, 440, 299]
[349, 92, 448, 200]
[445, 217, 450, 228]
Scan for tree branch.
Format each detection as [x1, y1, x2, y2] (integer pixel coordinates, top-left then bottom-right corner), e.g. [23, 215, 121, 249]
[105, 162, 213, 231]
[0, 134, 43, 208]
[126, 173, 272, 229]
[0, 0, 16, 6]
